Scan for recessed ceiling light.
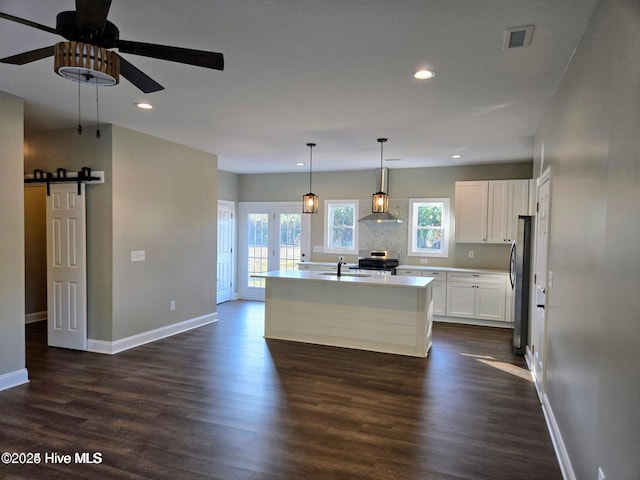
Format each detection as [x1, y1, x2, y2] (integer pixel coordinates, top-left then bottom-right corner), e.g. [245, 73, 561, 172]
[451, 154, 463, 159]
[296, 162, 305, 166]
[135, 102, 153, 110]
[413, 69, 436, 80]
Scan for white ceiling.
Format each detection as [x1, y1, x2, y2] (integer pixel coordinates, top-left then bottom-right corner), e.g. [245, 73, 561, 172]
[0, 0, 598, 174]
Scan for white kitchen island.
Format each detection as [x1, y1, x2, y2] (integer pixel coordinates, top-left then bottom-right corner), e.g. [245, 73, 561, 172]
[253, 270, 434, 357]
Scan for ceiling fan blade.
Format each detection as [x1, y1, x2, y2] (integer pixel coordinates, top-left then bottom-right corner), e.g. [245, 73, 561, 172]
[0, 46, 55, 65]
[0, 12, 59, 35]
[117, 54, 164, 93]
[75, 0, 112, 36]
[118, 40, 224, 71]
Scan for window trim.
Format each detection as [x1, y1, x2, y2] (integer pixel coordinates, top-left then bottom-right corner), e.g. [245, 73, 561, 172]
[324, 199, 359, 255]
[408, 198, 450, 258]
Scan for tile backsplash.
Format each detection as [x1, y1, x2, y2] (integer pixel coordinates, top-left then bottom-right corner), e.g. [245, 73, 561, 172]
[358, 198, 409, 263]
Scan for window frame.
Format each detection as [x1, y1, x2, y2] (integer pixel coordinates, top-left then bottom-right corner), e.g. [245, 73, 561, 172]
[324, 199, 359, 255]
[408, 198, 450, 258]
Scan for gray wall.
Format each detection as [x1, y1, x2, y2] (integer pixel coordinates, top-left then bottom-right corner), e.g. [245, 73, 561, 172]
[24, 125, 218, 343]
[0, 91, 25, 379]
[533, 1, 640, 478]
[238, 162, 533, 269]
[111, 125, 218, 340]
[218, 169, 240, 201]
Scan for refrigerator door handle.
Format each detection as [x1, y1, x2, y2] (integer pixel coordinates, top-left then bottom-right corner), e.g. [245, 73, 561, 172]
[509, 241, 516, 288]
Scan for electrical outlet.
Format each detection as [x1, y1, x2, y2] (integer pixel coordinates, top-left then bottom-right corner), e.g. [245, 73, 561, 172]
[131, 250, 145, 262]
[170, 300, 176, 311]
[597, 467, 605, 480]
[420, 258, 429, 264]
[468, 250, 474, 259]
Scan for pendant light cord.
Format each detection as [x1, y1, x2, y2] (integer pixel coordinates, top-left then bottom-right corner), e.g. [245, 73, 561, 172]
[307, 143, 316, 192]
[77, 80, 82, 135]
[377, 138, 387, 191]
[95, 79, 101, 139]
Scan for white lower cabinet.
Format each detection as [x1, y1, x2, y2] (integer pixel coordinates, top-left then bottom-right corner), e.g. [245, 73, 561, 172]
[395, 269, 446, 316]
[431, 281, 446, 316]
[446, 272, 507, 322]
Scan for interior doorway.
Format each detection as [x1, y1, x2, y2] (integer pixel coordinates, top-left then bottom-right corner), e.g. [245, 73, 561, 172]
[531, 167, 552, 395]
[217, 200, 235, 304]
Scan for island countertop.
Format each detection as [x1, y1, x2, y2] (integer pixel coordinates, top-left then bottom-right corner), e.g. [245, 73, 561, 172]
[253, 269, 433, 289]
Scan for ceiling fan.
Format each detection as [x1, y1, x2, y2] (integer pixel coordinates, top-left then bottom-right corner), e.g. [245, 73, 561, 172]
[0, 0, 224, 93]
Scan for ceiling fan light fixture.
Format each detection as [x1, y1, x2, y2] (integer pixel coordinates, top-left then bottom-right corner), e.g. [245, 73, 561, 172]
[54, 41, 119, 86]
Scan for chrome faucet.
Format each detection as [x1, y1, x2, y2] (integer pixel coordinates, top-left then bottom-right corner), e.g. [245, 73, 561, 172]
[337, 257, 347, 277]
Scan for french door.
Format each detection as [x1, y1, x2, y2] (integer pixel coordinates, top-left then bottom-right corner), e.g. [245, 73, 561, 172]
[238, 202, 310, 300]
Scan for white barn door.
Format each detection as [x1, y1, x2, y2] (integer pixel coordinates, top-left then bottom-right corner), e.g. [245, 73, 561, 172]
[47, 183, 87, 350]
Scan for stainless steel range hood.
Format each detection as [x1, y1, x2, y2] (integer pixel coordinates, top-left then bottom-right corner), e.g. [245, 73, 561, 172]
[358, 167, 403, 224]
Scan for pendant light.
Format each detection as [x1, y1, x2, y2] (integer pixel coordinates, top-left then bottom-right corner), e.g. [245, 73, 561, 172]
[372, 138, 389, 213]
[302, 143, 318, 214]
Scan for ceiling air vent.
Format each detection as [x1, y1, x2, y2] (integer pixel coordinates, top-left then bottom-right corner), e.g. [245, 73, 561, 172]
[504, 25, 534, 50]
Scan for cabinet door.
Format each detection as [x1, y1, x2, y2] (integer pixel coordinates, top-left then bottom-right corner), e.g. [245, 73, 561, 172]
[446, 282, 476, 318]
[506, 180, 530, 242]
[487, 180, 510, 244]
[475, 283, 506, 321]
[432, 281, 446, 316]
[455, 181, 488, 243]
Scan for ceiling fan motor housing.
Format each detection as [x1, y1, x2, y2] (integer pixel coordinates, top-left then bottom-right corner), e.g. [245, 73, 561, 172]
[56, 11, 120, 47]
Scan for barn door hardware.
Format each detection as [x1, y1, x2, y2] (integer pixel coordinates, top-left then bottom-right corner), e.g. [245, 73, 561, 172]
[24, 167, 104, 195]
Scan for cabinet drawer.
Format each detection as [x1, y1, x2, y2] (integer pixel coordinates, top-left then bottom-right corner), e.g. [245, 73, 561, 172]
[421, 270, 446, 279]
[396, 269, 423, 276]
[447, 272, 506, 285]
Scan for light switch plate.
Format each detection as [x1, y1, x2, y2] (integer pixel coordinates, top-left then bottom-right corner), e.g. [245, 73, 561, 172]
[420, 258, 429, 264]
[131, 250, 145, 262]
[468, 250, 474, 258]
[313, 245, 324, 253]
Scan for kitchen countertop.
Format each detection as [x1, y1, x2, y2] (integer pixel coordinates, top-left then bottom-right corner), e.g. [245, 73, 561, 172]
[254, 269, 433, 289]
[396, 265, 508, 275]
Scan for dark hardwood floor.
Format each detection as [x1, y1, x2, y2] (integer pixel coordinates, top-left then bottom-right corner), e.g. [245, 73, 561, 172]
[0, 301, 561, 479]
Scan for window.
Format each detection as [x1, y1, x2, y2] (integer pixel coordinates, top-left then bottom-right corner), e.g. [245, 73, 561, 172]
[324, 200, 359, 255]
[408, 198, 450, 257]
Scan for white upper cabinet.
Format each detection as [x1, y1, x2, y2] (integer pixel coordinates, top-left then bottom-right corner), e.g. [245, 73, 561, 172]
[487, 180, 510, 244]
[454, 181, 488, 243]
[456, 179, 529, 244]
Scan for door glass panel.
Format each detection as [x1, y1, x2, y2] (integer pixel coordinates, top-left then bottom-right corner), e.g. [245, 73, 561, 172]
[247, 213, 268, 288]
[279, 213, 302, 270]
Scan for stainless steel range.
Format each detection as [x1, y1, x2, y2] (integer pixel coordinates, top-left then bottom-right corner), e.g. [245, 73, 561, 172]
[356, 250, 400, 274]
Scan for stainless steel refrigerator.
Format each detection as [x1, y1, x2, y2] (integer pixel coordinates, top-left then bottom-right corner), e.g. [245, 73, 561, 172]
[509, 215, 533, 355]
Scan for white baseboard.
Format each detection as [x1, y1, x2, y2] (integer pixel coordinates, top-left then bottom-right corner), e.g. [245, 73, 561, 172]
[433, 315, 514, 329]
[87, 312, 218, 355]
[541, 393, 576, 480]
[0, 368, 29, 392]
[25, 311, 47, 324]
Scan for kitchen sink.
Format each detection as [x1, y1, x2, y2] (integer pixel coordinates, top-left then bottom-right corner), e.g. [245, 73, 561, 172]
[317, 272, 371, 278]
